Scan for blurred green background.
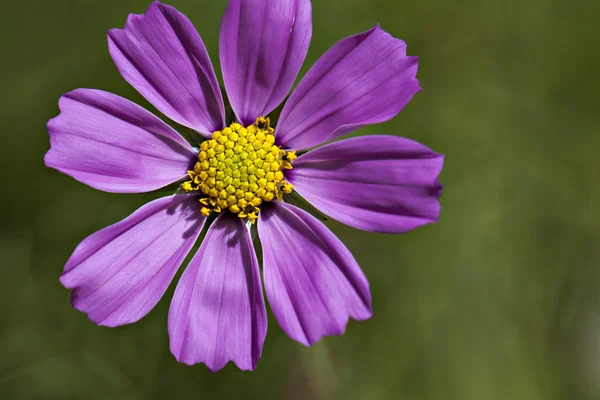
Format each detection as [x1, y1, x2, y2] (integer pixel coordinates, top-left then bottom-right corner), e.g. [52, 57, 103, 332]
[1, 0, 599, 398]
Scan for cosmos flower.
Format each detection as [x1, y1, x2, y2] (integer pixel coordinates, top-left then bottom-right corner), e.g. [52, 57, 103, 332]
[45, 0, 443, 371]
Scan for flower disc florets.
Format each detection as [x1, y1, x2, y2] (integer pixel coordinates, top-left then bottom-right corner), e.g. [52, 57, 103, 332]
[182, 117, 296, 223]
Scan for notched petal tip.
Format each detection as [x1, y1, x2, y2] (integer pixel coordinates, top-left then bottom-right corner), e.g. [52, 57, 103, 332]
[110, 1, 165, 31]
[290, 298, 370, 347]
[298, 306, 373, 348]
[426, 155, 445, 224]
[175, 358, 258, 373]
[44, 112, 62, 167]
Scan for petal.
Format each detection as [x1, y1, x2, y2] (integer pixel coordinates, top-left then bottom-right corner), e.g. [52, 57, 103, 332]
[219, 0, 312, 125]
[60, 194, 205, 327]
[108, 2, 225, 136]
[258, 202, 371, 346]
[45, 89, 196, 193]
[287, 135, 444, 234]
[276, 25, 421, 150]
[169, 213, 266, 371]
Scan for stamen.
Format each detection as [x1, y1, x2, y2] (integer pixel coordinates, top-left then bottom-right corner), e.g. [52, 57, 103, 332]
[181, 117, 295, 223]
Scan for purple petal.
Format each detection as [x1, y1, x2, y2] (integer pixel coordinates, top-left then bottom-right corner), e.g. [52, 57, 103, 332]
[108, 2, 225, 136]
[219, 0, 312, 125]
[45, 89, 196, 193]
[258, 202, 371, 346]
[276, 25, 421, 150]
[60, 194, 205, 327]
[169, 213, 266, 371]
[287, 135, 444, 234]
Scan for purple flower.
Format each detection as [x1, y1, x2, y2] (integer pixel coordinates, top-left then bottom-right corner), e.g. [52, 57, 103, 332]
[45, 0, 443, 371]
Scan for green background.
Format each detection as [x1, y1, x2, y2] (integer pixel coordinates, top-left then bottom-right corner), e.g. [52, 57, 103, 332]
[1, 0, 598, 399]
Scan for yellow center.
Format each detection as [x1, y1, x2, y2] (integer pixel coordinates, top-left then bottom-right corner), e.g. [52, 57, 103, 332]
[181, 117, 296, 224]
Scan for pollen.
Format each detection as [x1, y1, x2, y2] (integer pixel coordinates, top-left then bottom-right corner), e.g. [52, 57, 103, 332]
[182, 117, 295, 223]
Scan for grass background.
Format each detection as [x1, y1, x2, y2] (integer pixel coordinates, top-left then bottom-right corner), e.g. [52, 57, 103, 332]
[1, 0, 599, 398]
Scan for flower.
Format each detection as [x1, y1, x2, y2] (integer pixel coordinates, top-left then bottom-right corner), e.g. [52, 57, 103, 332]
[44, 0, 444, 372]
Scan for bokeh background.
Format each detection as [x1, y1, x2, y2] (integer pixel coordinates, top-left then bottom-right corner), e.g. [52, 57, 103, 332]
[1, 0, 599, 398]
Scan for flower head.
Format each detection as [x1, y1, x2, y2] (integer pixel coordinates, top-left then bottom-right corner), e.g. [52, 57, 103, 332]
[182, 117, 295, 223]
[45, 0, 444, 371]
